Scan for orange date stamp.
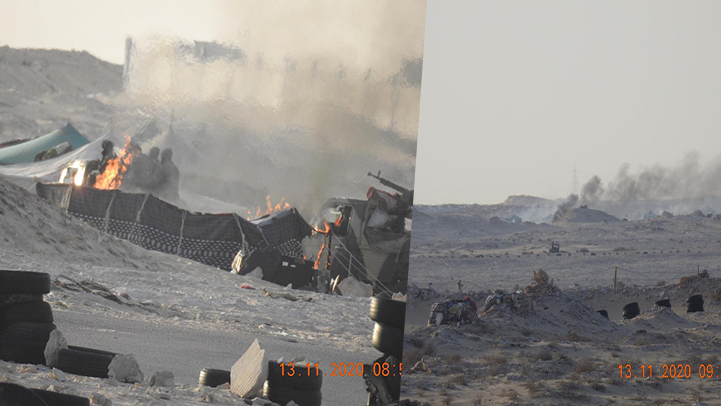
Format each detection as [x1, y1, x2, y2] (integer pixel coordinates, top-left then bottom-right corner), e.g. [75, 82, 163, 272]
[618, 363, 721, 379]
[279, 361, 402, 378]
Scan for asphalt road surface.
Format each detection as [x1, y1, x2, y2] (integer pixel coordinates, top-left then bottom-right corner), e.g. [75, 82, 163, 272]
[54, 308, 376, 405]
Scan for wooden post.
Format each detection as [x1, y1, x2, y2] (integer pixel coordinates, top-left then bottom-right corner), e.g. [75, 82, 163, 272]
[614, 266, 617, 291]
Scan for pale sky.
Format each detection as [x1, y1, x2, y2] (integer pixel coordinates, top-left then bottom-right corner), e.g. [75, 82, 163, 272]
[414, 0, 721, 204]
[5, 1, 721, 205]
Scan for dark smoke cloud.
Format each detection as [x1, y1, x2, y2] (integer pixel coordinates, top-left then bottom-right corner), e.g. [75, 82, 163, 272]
[552, 193, 579, 222]
[581, 152, 721, 203]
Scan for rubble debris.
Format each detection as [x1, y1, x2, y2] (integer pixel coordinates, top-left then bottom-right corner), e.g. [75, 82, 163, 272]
[337, 276, 373, 297]
[108, 354, 144, 383]
[230, 339, 268, 399]
[150, 371, 175, 387]
[44, 329, 68, 368]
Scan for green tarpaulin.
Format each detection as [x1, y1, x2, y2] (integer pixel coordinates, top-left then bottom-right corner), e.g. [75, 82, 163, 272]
[0, 123, 90, 165]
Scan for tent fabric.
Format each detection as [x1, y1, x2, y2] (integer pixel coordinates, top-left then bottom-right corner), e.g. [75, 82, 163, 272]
[37, 183, 266, 270]
[250, 208, 313, 259]
[0, 123, 90, 165]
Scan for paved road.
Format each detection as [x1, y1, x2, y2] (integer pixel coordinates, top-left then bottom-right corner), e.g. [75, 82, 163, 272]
[54, 308, 376, 405]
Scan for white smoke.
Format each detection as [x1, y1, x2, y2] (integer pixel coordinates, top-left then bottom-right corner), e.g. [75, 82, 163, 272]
[109, 1, 426, 216]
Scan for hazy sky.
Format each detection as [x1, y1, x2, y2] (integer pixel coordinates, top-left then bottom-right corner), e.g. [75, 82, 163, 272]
[5, 1, 721, 205]
[414, 1, 721, 204]
[0, 0, 425, 76]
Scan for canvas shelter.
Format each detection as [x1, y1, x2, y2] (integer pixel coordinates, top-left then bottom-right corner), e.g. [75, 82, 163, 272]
[0, 123, 90, 165]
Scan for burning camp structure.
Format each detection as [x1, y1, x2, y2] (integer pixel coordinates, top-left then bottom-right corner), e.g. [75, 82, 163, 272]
[36, 184, 316, 288]
[35, 169, 413, 295]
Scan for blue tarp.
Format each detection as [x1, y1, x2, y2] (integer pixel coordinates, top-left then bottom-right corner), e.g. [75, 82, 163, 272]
[0, 123, 90, 165]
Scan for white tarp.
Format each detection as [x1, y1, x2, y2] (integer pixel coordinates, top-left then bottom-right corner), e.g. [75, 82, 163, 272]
[0, 137, 106, 189]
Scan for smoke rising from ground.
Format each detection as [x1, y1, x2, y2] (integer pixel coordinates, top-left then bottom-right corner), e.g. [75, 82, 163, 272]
[552, 193, 579, 222]
[581, 152, 721, 203]
[108, 1, 426, 216]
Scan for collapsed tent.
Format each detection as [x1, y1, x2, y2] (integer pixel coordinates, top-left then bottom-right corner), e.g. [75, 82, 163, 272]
[37, 183, 265, 270]
[0, 124, 90, 165]
[232, 209, 317, 289]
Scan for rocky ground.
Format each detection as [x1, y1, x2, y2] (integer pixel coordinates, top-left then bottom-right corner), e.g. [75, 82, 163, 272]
[402, 272, 721, 406]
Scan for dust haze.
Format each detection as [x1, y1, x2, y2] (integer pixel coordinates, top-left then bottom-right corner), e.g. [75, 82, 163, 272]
[109, 1, 426, 216]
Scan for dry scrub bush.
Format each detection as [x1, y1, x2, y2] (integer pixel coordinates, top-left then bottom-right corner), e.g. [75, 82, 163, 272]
[575, 359, 595, 374]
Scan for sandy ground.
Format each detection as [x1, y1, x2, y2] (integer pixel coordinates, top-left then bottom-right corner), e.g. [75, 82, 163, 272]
[401, 203, 721, 405]
[0, 175, 378, 404]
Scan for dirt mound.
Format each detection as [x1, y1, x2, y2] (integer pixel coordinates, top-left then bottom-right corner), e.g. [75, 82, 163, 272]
[502, 195, 554, 206]
[552, 207, 620, 223]
[0, 46, 122, 142]
[0, 175, 158, 269]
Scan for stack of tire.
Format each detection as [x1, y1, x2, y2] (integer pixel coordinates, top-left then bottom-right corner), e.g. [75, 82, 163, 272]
[262, 360, 323, 406]
[370, 298, 405, 359]
[687, 294, 704, 313]
[366, 297, 405, 405]
[622, 302, 640, 320]
[655, 298, 671, 308]
[0, 271, 55, 365]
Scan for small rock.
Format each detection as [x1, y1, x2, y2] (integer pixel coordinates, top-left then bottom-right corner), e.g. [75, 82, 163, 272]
[51, 368, 67, 382]
[149, 371, 174, 387]
[108, 354, 144, 383]
[90, 392, 112, 406]
[251, 397, 273, 406]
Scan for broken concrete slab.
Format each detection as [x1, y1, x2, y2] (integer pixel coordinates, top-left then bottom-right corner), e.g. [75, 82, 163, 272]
[44, 329, 68, 367]
[230, 339, 268, 399]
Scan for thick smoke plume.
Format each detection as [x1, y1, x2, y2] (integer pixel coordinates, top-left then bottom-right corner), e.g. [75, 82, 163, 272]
[552, 193, 579, 222]
[581, 152, 721, 203]
[108, 1, 426, 216]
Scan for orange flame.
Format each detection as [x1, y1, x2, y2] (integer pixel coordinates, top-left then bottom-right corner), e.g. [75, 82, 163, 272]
[93, 136, 137, 190]
[246, 196, 292, 220]
[312, 220, 332, 270]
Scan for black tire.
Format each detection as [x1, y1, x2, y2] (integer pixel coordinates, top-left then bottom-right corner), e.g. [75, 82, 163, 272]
[0, 383, 49, 406]
[380, 355, 402, 400]
[0, 336, 47, 365]
[623, 310, 639, 320]
[0, 322, 56, 343]
[0, 271, 51, 294]
[30, 389, 90, 406]
[0, 301, 53, 329]
[622, 302, 640, 319]
[655, 299, 671, 308]
[687, 303, 704, 313]
[267, 360, 323, 391]
[199, 368, 231, 387]
[262, 381, 322, 406]
[57, 348, 114, 379]
[370, 298, 406, 329]
[0, 293, 44, 306]
[597, 310, 609, 319]
[372, 322, 404, 357]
